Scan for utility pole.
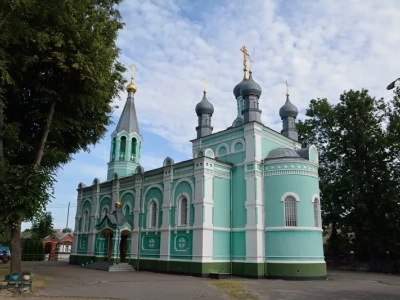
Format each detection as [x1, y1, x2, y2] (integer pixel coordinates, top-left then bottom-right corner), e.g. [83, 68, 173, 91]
[66, 202, 70, 230]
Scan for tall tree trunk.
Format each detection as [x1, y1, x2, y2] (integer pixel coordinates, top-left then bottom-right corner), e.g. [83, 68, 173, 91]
[34, 99, 56, 165]
[6, 215, 22, 273]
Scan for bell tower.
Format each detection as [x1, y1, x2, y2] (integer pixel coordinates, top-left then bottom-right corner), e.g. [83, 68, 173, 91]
[107, 64, 142, 180]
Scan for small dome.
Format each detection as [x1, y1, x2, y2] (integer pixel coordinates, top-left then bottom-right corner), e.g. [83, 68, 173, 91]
[126, 81, 137, 93]
[233, 72, 248, 98]
[240, 72, 262, 97]
[115, 200, 122, 208]
[195, 92, 214, 115]
[279, 95, 298, 118]
[266, 148, 300, 160]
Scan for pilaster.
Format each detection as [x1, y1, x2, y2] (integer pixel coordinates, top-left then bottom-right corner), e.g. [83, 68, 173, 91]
[160, 165, 173, 260]
[130, 175, 143, 259]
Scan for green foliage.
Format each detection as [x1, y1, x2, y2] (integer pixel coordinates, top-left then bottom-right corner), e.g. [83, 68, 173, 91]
[298, 89, 400, 262]
[0, 0, 126, 272]
[61, 228, 72, 233]
[30, 212, 54, 240]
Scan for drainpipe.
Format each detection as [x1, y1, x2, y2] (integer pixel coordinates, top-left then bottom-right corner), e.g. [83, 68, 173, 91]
[136, 173, 144, 270]
[261, 159, 267, 277]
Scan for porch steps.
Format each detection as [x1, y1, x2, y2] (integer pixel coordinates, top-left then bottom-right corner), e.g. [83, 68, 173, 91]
[84, 262, 135, 272]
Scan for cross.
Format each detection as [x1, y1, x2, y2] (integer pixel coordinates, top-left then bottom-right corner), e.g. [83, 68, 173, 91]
[240, 45, 248, 70]
[129, 64, 137, 80]
[202, 78, 208, 93]
[285, 80, 290, 96]
[248, 55, 254, 72]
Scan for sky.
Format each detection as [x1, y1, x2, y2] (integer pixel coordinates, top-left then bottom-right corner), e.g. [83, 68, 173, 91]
[26, 0, 400, 231]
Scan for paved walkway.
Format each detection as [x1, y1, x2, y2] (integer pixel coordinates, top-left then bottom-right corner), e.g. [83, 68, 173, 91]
[10, 261, 400, 300]
[20, 261, 226, 300]
[244, 270, 400, 300]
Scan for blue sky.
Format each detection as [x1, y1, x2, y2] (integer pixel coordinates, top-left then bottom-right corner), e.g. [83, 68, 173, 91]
[26, 0, 400, 230]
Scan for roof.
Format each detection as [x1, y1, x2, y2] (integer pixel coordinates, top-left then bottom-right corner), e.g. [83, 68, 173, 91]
[115, 96, 140, 134]
[265, 147, 302, 160]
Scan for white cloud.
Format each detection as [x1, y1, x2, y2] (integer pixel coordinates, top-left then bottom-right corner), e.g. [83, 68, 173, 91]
[111, 0, 400, 158]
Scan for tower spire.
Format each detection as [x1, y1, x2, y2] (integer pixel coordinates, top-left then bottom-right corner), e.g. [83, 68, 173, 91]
[195, 78, 214, 138]
[279, 80, 299, 141]
[107, 64, 142, 180]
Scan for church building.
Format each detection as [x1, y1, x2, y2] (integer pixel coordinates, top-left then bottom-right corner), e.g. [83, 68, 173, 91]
[69, 47, 327, 280]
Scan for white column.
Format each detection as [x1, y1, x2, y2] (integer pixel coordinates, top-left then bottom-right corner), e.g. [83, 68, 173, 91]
[192, 159, 214, 262]
[130, 177, 143, 259]
[160, 166, 173, 260]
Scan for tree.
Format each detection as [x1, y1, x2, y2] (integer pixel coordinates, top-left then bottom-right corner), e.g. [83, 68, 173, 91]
[0, 0, 126, 273]
[298, 89, 400, 266]
[61, 228, 73, 234]
[30, 212, 55, 240]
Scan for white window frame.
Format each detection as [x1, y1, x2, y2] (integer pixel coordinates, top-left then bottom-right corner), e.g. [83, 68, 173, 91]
[312, 197, 321, 228]
[102, 206, 109, 219]
[280, 192, 299, 227]
[178, 197, 188, 226]
[82, 210, 90, 232]
[148, 200, 158, 228]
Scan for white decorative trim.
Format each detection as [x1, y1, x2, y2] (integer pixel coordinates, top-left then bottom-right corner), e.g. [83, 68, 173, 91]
[280, 192, 300, 202]
[147, 198, 159, 229]
[101, 206, 110, 219]
[231, 138, 245, 153]
[120, 190, 135, 199]
[99, 194, 112, 203]
[264, 169, 318, 178]
[143, 184, 163, 199]
[266, 260, 326, 264]
[176, 193, 190, 226]
[265, 227, 323, 232]
[204, 148, 215, 159]
[311, 194, 320, 202]
[194, 148, 204, 158]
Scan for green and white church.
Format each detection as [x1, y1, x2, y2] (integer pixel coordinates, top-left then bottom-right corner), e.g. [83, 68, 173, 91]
[70, 49, 327, 280]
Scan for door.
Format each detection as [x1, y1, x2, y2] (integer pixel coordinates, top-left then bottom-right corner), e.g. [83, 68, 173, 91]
[120, 235, 127, 262]
[107, 233, 113, 262]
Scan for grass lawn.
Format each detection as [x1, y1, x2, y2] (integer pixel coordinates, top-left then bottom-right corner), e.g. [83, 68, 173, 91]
[209, 278, 259, 300]
[0, 263, 51, 289]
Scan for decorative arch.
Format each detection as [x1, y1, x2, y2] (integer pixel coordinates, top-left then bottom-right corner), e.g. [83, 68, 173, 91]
[312, 195, 321, 228]
[112, 172, 119, 180]
[231, 138, 245, 152]
[135, 165, 145, 174]
[309, 145, 319, 163]
[92, 178, 100, 185]
[123, 203, 131, 216]
[163, 157, 174, 167]
[281, 192, 299, 227]
[216, 143, 229, 157]
[78, 182, 87, 189]
[82, 209, 90, 232]
[101, 206, 109, 219]
[204, 148, 215, 158]
[176, 193, 190, 226]
[172, 179, 194, 206]
[232, 118, 243, 127]
[143, 184, 163, 200]
[195, 149, 204, 158]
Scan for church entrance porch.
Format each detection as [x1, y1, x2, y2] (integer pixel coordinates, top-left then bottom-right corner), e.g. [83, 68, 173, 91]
[119, 230, 130, 263]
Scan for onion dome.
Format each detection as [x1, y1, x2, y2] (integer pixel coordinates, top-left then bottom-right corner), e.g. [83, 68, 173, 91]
[195, 92, 214, 116]
[266, 148, 301, 160]
[279, 95, 298, 118]
[240, 71, 262, 97]
[126, 80, 137, 93]
[233, 72, 248, 98]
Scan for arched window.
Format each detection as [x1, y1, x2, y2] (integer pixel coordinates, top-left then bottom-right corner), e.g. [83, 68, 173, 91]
[102, 207, 108, 218]
[313, 198, 320, 227]
[131, 138, 137, 161]
[111, 137, 116, 161]
[149, 201, 157, 228]
[124, 205, 130, 217]
[179, 197, 188, 226]
[284, 196, 297, 227]
[119, 136, 126, 160]
[82, 210, 89, 232]
[218, 146, 227, 156]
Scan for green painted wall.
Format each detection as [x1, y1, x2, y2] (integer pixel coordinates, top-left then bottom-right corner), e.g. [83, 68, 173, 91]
[213, 177, 230, 228]
[213, 231, 230, 260]
[232, 166, 246, 228]
[266, 262, 327, 279]
[144, 186, 163, 229]
[121, 192, 134, 225]
[265, 230, 324, 261]
[173, 180, 194, 226]
[170, 230, 193, 260]
[264, 166, 319, 227]
[77, 235, 88, 254]
[232, 231, 246, 260]
[139, 232, 160, 259]
[99, 197, 112, 216]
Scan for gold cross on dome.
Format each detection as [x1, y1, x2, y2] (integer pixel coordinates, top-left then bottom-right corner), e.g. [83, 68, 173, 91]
[129, 64, 137, 80]
[285, 80, 290, 96]
[202, 78, 208, 93]
[240, 45, 248, 70]
[248, 55, 254, 72]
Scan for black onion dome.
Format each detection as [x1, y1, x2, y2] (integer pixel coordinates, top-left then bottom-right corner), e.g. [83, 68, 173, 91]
[233, 78, 247, 98]
[240, 72, 262, 97]
[195, 92, 214, 115]
[279, 95, 298, 118]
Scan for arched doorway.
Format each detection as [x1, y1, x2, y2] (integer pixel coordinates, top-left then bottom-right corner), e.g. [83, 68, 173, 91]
[120, 230, 130, 262]
[101, 228, 113, 262]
